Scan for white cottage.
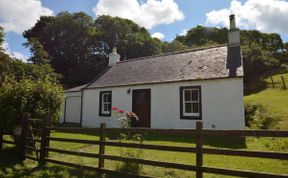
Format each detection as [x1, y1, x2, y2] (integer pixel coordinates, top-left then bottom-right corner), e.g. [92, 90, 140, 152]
[61, 15, 245, 129]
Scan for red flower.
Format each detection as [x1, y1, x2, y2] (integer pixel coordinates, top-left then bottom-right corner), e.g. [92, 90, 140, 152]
[117, 109, 125, 113]
[112, 106, 118, 111]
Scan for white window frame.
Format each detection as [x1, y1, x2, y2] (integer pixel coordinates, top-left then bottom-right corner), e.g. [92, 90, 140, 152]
[99, 91, 112, 116]
[182, 88, 200, 117]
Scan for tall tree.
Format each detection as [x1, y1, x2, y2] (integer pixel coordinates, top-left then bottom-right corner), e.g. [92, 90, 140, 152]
[175, 26, 228, 47]
[0, 26, 12, 87]
[24, 13, 164, 88]
[24, 12, 102, 88]
[94, 15, 163, 59]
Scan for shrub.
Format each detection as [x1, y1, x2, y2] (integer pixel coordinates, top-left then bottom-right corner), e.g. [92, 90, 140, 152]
[0, 79, 63, 130]
[245, 103, 279, 129]
[116, 134, 144, 174]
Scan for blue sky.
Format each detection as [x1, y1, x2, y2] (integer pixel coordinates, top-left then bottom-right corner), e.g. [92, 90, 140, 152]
[1, 0, 287, 61]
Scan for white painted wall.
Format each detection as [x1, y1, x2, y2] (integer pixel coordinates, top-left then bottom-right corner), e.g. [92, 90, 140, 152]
[60, 91, 81, 123]
[81, 78, 244, 130]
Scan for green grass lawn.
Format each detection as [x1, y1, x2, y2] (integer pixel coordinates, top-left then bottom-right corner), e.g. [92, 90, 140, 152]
[1, 131, 288, 178]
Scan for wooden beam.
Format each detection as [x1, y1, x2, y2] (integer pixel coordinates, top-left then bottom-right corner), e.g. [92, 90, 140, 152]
[196, 122, 203, 178]
[48, 137, 100, 145]
[103, 141, 197, 153]
[202, 148, 288, 160]
[98, 123, 106, 168]
[47, 147, 100, 158]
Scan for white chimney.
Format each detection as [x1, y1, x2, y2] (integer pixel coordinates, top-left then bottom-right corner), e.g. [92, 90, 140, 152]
[228, 14, 240, 47]
[108, 46, 120, 66]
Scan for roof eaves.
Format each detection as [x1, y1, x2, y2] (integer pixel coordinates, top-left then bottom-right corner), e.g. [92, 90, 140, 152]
[85, 75, 243, 90]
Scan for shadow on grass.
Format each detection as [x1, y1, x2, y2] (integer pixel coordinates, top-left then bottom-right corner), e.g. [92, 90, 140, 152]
[0, 147, 138, 178]
[54, 130, 246, 149]
[143, 133, 246, 149]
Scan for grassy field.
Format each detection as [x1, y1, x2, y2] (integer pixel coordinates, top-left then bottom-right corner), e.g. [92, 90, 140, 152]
[1, 73, 288, 178]
[1, 130, 288, 178]
[245, 72, 288, 129]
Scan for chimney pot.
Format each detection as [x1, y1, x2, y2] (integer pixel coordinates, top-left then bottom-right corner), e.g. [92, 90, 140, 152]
[108, 46, 120, 66]
[229, 14, 236, 30]
[228, 14, 240, 47]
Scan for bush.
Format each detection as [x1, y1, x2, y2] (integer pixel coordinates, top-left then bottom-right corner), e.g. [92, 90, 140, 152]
[0, 79, 63, 130]
[245, 103, 279, 129]
[116, 134, 144, 174]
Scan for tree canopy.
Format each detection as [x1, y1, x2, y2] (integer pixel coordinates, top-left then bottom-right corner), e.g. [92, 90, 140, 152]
[0, 26, 64, 130]
[24, 13, 163, 88]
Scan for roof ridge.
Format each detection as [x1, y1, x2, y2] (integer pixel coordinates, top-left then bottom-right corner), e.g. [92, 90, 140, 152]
[117, 44, 227, 64]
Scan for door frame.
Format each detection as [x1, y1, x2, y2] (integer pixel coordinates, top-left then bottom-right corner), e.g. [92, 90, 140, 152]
[132, 89, 151, 128]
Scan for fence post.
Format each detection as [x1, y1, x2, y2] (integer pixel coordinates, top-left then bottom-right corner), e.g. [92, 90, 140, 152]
[270, 76, 275, 89]
[98, 123, 106, 169]
[20, 113, 29, 161]
[40, 116, 50, 163]
[0, 128, 3, 151]
[281, 76, 286, 90]
[196, 121, 203, 178]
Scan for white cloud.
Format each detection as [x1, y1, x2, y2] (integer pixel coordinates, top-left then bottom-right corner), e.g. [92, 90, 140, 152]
[205, 0, 288, 33]
[151, 32, 165, 40]
[179, 28, 188, 36]
[12, 51, 27, 61]
[0, 0, 53, 34]
[93, 0, 184, 29]
[1, 41, 27, 61]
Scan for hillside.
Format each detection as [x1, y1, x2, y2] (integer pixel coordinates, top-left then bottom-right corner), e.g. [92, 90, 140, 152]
[244, 72, 288, 130]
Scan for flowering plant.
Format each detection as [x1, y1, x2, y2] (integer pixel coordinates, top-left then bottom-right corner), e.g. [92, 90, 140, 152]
[112, 106, 138, 128]
[112, 106, 143, 174]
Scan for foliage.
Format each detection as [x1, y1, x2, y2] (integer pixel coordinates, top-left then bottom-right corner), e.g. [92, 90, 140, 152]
[24, 12, 102, 88]
[112, 106, 143, 174]
[94, 15, 163, 59]
[0, 27, 64, 130]
[175, 26, 228, 46]
[162, 40, 189, 53]
[9, 60, 61, 83]
[241, 30, 284, 55]
[0, 26, 4, 48]
[24, 13, 163, 88]
[0, 27, 12, 87]
[0, 79, 63, 130]
[244, 103, 279, 129]
[0, 52, 11, 87]
[242, 43, 280, 82]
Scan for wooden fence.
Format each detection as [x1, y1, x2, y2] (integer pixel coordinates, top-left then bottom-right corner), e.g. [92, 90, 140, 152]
[270, 75, 287, 90]
[1, 115, 288, 178]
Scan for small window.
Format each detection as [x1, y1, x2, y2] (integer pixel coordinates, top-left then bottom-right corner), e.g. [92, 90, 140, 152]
[99, 91, 112, 116]
[180, 86, 201, 119]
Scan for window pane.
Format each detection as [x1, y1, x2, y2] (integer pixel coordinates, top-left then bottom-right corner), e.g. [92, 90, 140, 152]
[191, 90, 198, 101]
[104, 104, 108, 111]
[103, 94, 107, 102]
[192, 103, 199, 113]
[184, 90, 191, 101]
[107, 93, 111, 102]
[185, 103, 192, 113]
[107, 104, 111, 111]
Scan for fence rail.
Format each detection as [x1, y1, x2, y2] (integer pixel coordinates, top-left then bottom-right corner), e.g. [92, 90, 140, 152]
[1, 114, 288, 178]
